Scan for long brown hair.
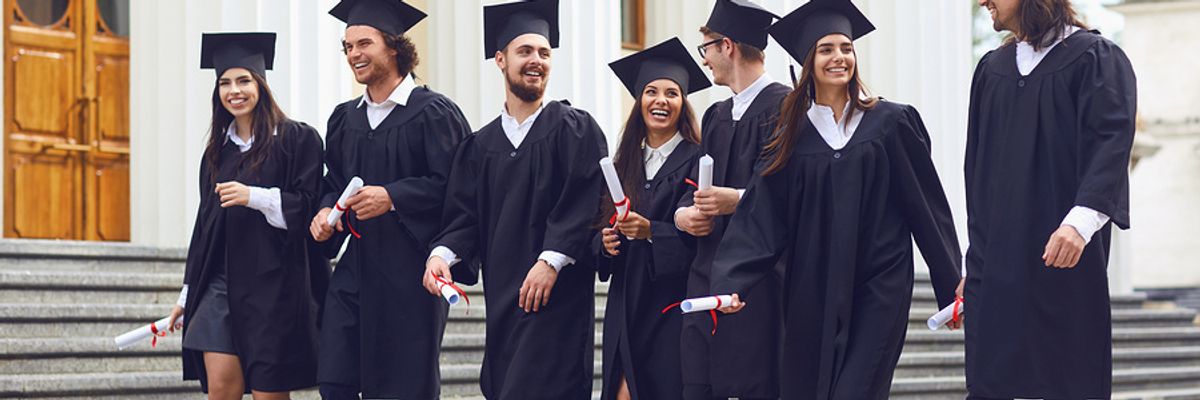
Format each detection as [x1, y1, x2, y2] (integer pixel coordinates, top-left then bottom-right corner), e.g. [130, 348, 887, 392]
[762, 43, 876, 176]
[603, 95, 700, 218]
[1006, 0, 1088, 51]
[204, 70, 288, 185]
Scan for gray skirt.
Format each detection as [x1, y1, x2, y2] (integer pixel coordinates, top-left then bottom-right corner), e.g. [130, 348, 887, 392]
[181, 272, 237, 354]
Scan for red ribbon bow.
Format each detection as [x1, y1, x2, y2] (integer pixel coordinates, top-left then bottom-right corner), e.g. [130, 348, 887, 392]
[951, 296, 964, 326]
[661, 297, 722, 336]
[334, 203, 362, 239]
[432, 272, 470, 307]
[148, 322, 169, 348]
[608, 198, 631, 226]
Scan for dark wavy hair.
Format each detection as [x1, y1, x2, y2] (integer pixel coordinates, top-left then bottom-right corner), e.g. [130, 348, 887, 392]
[1006, 0, 1088, 51]
[383, 32, 420, 77]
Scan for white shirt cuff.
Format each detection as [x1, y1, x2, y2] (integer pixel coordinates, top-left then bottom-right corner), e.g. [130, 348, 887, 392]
[538, 251, 575, 272]
[177, 285, 188, 308]
[247, 186, 288, 230]
[737, 188, 746, 199]
[430, 246, 461, 267]
[674, 207, 689, 231]
[1061, 206, 1110, 245]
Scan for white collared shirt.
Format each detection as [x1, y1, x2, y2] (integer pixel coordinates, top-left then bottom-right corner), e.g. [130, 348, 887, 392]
[644, 133, 684, 180]
[357, 74, 417, 129]
[499, 101, 548, 148]
[428, 100, 575, 272]
[807, 101, 864, 150]
[1016, 25, 1082, 76]
[1013, 25, 1110, 243]
[731, 72, 777, 121]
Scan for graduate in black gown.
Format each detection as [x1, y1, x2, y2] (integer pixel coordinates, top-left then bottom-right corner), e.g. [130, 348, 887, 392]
[423, 1, 607, 399]
[963, 1, 1136, 398]
[308, 1, 471, 399]
[708, 1, 963, 398]
[171, 32, 324, 399]
[594, 37, 711, 400]
[670, 1, 788, 399]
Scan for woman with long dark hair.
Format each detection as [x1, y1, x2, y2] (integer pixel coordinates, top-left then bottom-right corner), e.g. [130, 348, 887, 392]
[707, 1, 962, 398]
[594, 37, 710, 400]
[167, 32, 323, 400]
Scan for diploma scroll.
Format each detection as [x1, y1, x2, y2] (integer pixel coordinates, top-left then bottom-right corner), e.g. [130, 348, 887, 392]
[115, 315, 184, 350]
[599, 158, 630, 223]
[327, 176, 364, 227]
[927, 299, 964, 331]
[698, 155, 714, 191]
[680, 295, 734, 314]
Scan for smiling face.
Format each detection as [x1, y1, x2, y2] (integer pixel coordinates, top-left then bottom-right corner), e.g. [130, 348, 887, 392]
[699, 33, 733, 87]
[810, 34, 856, 91]
[343, 25, 399, 86]
[217, 67, 259, 120]
[496, 33, 552, 103]
[980, 0, 1019, 32]
[640, 79, 683, 134]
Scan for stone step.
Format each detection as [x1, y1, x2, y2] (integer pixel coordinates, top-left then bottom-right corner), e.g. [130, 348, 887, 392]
[0, 240, 186, 274]
[907, 307, 1199, 329]
[889, 366, 1200, 399]
[895, 346, 1200, 378]
[902, 327, 1200, 352]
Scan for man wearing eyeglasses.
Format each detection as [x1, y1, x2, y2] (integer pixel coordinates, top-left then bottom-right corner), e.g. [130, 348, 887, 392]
[672, 1, 789, 399]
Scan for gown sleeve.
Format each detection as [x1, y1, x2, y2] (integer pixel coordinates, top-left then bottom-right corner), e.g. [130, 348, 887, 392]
[540, 110, 609, 266]
[278, 122, 325, 245]
[432, 134, 483, 285]
[709, 165, 794, 296]
[315, 106, 351, 259]
[891, 105, 963, 309]
[1072, 40, 1137, 230]
[383, 99, 471, 216]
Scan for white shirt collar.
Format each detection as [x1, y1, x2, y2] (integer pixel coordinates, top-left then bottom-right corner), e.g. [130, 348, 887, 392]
[500, 101, 548, 148]
[807, 100, 863, 151]
[357, 74, 417, 109]
[643, 132, 684, 162]
[224, 123, 278, 153]
[1016, 25, 1081, 76]
[732, 72, 776, 121]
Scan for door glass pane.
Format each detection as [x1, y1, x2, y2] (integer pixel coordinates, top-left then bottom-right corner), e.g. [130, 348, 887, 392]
[97, 0, 130, 37]
[17, 0, 70, 26]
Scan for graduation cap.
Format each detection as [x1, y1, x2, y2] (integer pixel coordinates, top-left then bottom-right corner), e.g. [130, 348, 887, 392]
[483, 0, 560, 59]
[329, 0, 427, 37]
[769, 0, 875, 67]
[704, 0, 779, 50]
[200, 32, 276, 77]
[609, 37, 712, 98]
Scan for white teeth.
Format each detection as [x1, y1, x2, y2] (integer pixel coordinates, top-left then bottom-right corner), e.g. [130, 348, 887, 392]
[650, 110, 669, 117]
[230, 99, 246, 105]
[827, 68, 847, 73]
[524, 71, 542, 77]
[354, 62, 368, 68]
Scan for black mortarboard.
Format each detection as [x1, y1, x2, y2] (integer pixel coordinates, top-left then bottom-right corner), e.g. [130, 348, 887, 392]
[329, 0, 427, 37]
[609, 37, 712, 97]
[483, 0, 560, 59]
[200, 32, 276, 77]
[769, 0, 875, 66]
[704, 0, 779, 50]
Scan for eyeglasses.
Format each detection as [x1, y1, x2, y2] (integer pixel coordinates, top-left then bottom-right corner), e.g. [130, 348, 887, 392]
[696, 37, 725, 58]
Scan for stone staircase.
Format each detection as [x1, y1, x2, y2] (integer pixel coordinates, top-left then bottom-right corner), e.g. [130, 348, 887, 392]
[2, 239, 1199, 399]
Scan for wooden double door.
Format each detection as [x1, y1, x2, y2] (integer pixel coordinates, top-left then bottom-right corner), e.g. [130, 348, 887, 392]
[4, 0, 130, 241]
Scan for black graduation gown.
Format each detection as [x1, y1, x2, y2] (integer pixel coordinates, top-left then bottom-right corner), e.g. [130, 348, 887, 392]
[181, 120, 324, 392]
[592, 140, 700, 400]
[710, 101, 962, 399]
[678, 81, 791, 399]
[316, 87, 471, 399]
[433, 100, 607, 400]
[963, 30, 1136, 399]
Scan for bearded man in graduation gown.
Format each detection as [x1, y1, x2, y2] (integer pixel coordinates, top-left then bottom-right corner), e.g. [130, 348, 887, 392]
[423, 1, 607, 399]
[308, 1, 471, 399]
[963, 0, 1136, 399]
[671, 1, 788, 399]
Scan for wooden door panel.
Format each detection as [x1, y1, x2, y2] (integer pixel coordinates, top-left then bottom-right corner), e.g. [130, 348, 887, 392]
[10, 152, 77, 238]
[91, 155, 127, 240]
[12, 48, 75, 136]
[95, 54, 127, 141]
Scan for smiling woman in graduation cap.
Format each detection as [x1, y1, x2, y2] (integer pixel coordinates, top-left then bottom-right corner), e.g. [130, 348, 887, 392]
[170, 32, 325, 399]
[706, 0, 964, 398]
[593, 37, 710, 400]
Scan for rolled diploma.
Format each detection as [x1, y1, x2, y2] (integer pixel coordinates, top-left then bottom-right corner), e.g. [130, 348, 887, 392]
[599, 158, 628, 220]
[698, 155, 714, 190]
[327, 176, 365, 226]
[680, 295, 734, 314]
[927, 302, 964, 331]
[115, 315, 183, 350]
[438, 282, 461, 305]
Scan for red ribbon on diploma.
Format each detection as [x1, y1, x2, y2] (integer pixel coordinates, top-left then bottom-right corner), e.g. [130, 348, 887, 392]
[684, 178, 699, 189]
[609, 198, 631, 226]
[334, 203, 362, 239]
[148, 322, 168, 348]
[432, 272, 470, 306]
[661, 297, 722, 336]
[951, 296, 963, 326]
